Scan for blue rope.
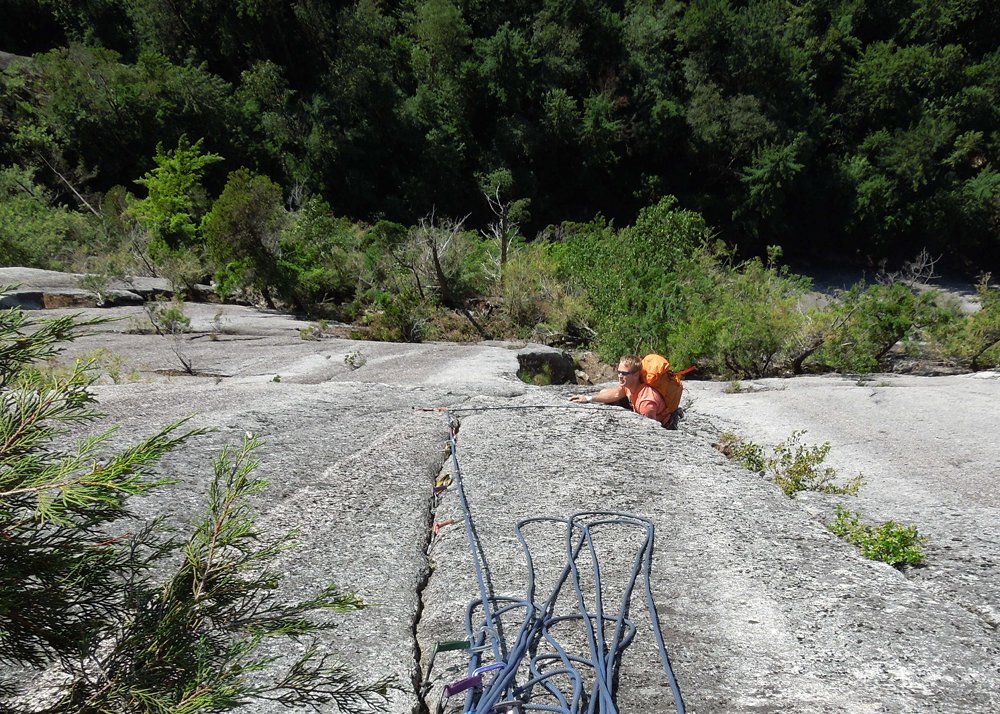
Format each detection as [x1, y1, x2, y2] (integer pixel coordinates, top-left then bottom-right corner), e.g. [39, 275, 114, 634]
[437, 412, 686, 714]
[445, 414, 507, 667]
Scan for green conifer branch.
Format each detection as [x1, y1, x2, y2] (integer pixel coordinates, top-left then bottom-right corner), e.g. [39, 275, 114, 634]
[1, 304, 385, 712]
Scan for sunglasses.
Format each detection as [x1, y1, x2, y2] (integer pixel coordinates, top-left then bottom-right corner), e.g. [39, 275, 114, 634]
[617, 369, 639, 377]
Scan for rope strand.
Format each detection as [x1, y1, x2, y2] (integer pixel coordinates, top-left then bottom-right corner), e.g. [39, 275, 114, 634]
[436, 411, 686, 714]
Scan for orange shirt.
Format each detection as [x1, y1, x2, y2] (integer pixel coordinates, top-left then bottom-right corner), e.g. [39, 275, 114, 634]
[625, 383, 671, 425]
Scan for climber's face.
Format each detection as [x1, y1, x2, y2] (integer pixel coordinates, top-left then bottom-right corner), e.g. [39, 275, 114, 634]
[617, 361, 641, 388]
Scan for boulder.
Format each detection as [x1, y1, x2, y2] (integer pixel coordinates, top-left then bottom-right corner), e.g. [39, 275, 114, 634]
[39, 289, 145, 309]
[0, 268, 215, 308]
[515, 344, 576, 385]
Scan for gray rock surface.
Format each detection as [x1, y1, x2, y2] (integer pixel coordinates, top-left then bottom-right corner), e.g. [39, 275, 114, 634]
[685, 374, 1000, 644]
[0, 267, 208, 308]
[6, 291, 999, 713]
[423, 392, 1000, 714]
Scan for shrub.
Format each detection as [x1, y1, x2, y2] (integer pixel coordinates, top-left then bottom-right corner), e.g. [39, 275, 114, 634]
[811, 281, 938, 374]
[357, 216, 490, 319]
[203, 168, 288, 310]
[554, 207, 813, 377]
[555, 197, 711, 361]
[717, 431, 863, 497]
[364, 289, 431, 343]
[145, 295, 191, 336]
[0, 303, 389, 711]
[76, 346, 138, 384]
[499, 242, 591, 343]
[157, 249, 208, 295]
[715, 432, 766, 472]
[829, 505, 927, 566]
[928, 274, 1000, 370]
[279, 197, 363, 310]
[768, 432, 863, 497]
[144, 295, 195, 373]
[0, 165, 95, 269]
[682, 247, 810, 378]
[129, 135, 223, 258]
[646, 245, 727, 371]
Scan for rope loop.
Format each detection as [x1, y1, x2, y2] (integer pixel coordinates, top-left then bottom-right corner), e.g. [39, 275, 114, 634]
[432, 410, 685, 714]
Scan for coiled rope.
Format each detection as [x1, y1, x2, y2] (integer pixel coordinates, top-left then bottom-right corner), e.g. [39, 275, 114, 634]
[436, 411, 686, 714]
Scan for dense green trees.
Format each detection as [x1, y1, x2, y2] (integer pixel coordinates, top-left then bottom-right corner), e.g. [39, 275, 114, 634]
[202, 168, 288, 308]
[0, 0, 998, 372]
[0, 165, 94, 267]
[2, 0, 996, 268]
[3, 4, 997, 706]
[130, 136, 222, 259]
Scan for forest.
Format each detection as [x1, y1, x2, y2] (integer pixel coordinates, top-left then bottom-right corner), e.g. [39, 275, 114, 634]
[1, 0, 999, 374]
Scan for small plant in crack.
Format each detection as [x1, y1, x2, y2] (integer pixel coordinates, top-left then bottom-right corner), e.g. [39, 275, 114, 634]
[724, 380, 744, 394]
[828, 505, 927, 567]
[209, 308, 226, 340]
[715, 432, 765, 471]
[715, 431, 862, 497]
[145, 295, 191, 336]
[145, 296, 195, 374]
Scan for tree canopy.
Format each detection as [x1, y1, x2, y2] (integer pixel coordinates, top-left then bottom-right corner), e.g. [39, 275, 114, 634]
[1, 0, 997, 269]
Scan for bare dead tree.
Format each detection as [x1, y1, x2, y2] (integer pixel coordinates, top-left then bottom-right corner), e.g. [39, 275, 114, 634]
[414, 211, 469, 309]
[40, 155, 100, 218]
[877, 249, 941, 288]
[127, 219, 158, 276]
[481, 186, 521, 284]
[286, 180, 307, 212]
[144, 298, 196, 374]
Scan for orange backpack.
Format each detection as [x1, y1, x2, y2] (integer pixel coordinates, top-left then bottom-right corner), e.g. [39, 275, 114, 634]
[640, 354, 692, 414]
